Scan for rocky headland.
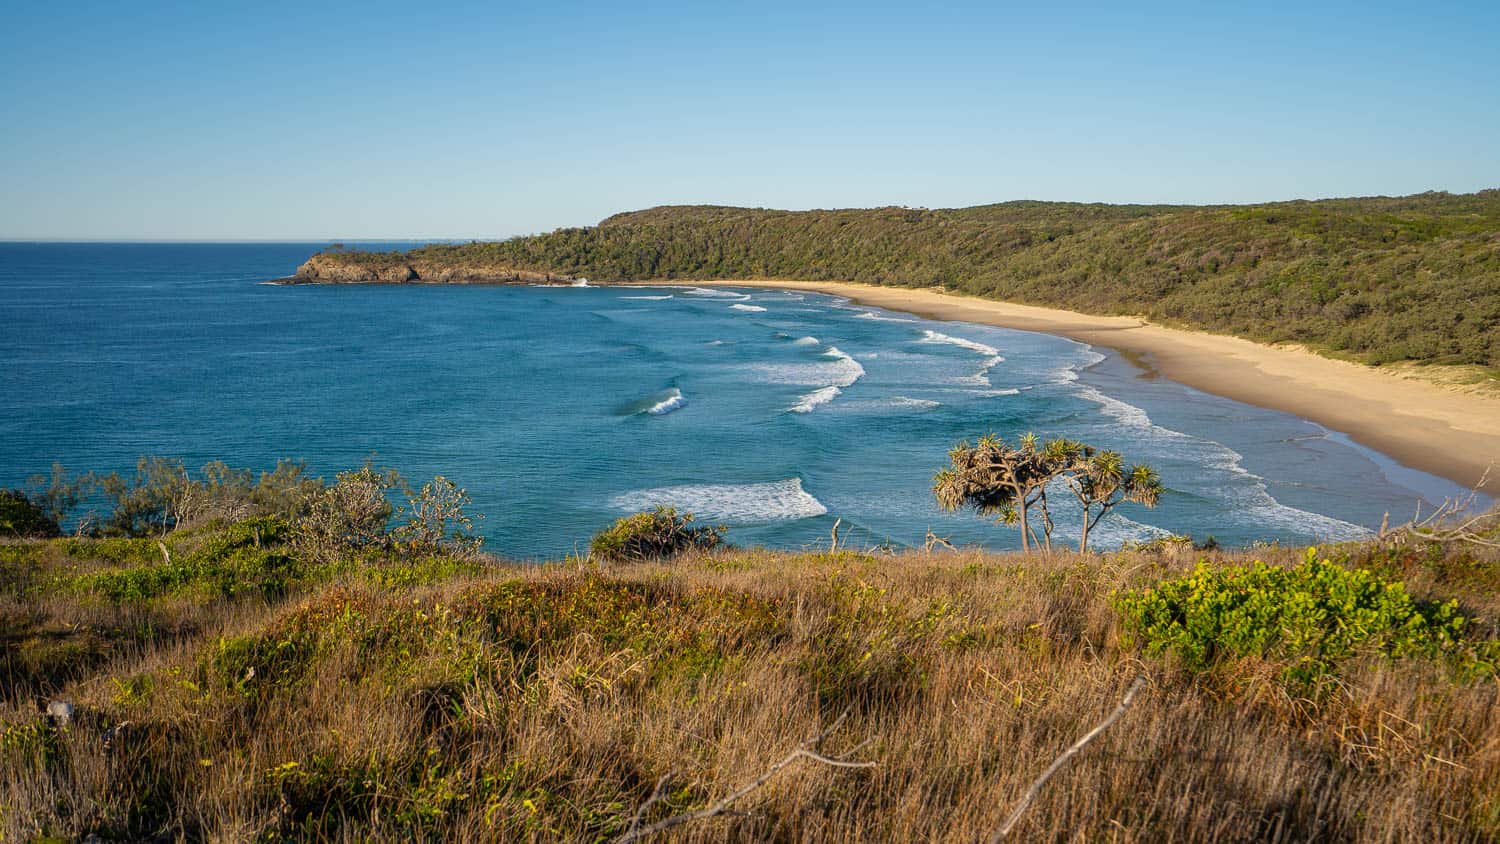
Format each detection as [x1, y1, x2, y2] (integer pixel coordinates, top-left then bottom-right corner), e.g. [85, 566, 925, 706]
[275, 252, 577, 285]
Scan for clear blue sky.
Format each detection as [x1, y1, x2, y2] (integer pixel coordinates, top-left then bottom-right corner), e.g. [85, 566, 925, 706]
[3, 1, 1497, 239]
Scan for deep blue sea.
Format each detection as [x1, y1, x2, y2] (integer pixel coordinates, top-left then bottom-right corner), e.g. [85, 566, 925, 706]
[0, 243, 1478, 558]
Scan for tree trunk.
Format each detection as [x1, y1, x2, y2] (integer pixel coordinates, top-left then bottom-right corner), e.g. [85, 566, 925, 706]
[1017, 497, 1030, 552]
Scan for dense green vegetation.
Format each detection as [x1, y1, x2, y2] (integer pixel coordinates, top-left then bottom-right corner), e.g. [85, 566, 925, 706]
[314, 190, 1500, 367]
[1115, 548, 1498, 688]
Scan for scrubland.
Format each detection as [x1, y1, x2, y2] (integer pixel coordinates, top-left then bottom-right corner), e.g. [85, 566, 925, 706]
[4, 519, 1499, 842]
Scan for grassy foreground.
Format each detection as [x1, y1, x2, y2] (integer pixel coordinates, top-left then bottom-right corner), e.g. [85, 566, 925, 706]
[3, 525, 1500, 841]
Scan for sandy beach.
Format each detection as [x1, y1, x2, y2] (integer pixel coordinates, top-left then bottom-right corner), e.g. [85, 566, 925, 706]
[678, 279, 1500, 495]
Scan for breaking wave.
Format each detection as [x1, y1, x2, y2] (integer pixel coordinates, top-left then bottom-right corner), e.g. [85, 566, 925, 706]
[644, 388, 686, 415]
[622, 294, 673, 300]
[921, 330, 1001, 357]
[1071, 384, 1369, 541]
[791, 385, 841, 413]
[887, 396, 941, 409]
[682, 287, 751, 300]
[821, 347, 866, 387]
[609, 478, 828, 523]
[618, 387, 687, 416]
[730, 303, 767, 312]
[747, 346, 866, 389]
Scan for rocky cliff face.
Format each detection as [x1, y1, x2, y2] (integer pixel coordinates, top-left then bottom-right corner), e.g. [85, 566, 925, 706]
[289, 253, 574, 285]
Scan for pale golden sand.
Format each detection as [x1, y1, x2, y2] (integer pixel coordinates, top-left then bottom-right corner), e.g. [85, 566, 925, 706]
[673, 279, 1500, 494]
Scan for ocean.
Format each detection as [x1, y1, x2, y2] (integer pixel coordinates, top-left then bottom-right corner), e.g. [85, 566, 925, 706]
[0, 242, 1477, 558]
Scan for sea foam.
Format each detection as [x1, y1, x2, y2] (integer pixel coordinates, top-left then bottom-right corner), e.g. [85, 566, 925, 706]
[747, 346, 866, 389]
[644, 388, 686, 415]
[609, 478, 828, 523]
[622, 294, 674, 300]
[1070, 384, 1369, 541]
[682, 287, 751, 300]
[888, 396, 941, 409]
[791, 386, 842, 413]
[730, 303, 767, 312]
[920, 330, 1004, 385]
[921, 330, 1001, 357]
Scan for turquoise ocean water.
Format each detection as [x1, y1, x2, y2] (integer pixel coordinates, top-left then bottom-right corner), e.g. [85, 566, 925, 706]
[0, 243, 1478, 558]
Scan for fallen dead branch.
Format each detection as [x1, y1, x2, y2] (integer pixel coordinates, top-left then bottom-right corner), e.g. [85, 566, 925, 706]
[992, 675, 1147, 842]
[615, 708, 875, 842]
[1379, 466, 1499, 550]
[924, 528, 957, 553]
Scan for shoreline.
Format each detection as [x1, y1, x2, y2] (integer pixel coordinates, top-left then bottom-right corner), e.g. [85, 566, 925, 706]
[670, 279, 1500, 495]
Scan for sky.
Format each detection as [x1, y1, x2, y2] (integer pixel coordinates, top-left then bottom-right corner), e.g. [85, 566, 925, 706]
[2, 1, 1498, 240]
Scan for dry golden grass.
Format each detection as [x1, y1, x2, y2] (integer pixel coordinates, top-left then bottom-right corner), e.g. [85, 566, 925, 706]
[2, 537, 1498, 842]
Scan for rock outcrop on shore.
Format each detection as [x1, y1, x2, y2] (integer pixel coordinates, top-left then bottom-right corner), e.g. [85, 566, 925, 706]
[283, 253, 575, 285]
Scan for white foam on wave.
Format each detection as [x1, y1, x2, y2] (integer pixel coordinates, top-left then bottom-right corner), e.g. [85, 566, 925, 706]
[748, 347, 865, 389]
[1081, 512, 1174, 548]
[1051, 350, 1107, 384]
[645, 388, 686, 415]
[682, 287, 751, 300]
[622, 294, 674, 300]
[888, 396, 941, 409]
[821, 347, 866, 388]
[730, 303, 767, 312]
[921, 330, 1001, 357]
[791, 385, 842, 413]
[966, 388, 1021, 397]
[791, 335, 820, 346]
[855, 310, 915, 323]
[609, 478, 827, 523]
[570, 278, 591, 287]
[920, 331, 1004, 385]
[1069, 384, 1369, 541]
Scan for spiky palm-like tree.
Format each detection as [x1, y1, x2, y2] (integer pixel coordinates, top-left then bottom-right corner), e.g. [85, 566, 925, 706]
[934, 433, 1062, 551]
[1067, 450, 1163, 552]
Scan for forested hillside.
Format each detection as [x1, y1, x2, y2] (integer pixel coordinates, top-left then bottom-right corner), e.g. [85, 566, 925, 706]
[303, 191, 1500, 367]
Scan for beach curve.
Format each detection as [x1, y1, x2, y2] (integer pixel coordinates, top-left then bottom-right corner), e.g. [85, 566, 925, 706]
[669, 279, 1500, 495]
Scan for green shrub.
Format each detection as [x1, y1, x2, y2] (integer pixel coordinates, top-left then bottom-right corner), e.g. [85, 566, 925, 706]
[1113, 548, 1486, 686]
[0, 490, 60, 538]
[588, 508, 724, 563]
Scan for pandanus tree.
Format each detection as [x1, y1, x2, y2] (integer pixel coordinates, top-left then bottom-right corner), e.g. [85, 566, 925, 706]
[934, 433, 1164, 553]
[933, 433, 1061, 551]
[1066, 449, 1163, 552]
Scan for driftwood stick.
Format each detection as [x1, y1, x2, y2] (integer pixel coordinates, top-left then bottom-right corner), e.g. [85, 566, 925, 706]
[991, 675, 1146, 842]
[625, 773, 674, 837]
[615, 708, 874, 843]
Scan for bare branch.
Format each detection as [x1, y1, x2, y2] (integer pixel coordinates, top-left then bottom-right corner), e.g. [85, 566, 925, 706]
[992, 675, 1146, 842]
[1383, 465, 1499, 550]
[923, 528, 957, 553]
[625, 773, 674, 837]
[615, 708, 875, 842]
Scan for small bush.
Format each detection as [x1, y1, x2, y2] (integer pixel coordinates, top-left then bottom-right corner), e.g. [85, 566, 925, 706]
[1114, 548, 1486, 686]
[0, 490, 60, 538]
[589, 507, 724, 563]
[293, 466, 402, 561]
